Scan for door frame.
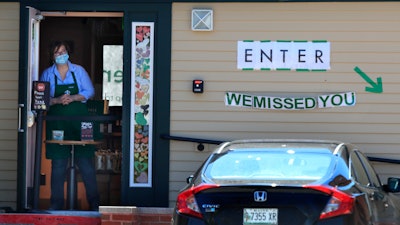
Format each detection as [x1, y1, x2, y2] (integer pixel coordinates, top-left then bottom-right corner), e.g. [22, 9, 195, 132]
[18, 2, 171, 210]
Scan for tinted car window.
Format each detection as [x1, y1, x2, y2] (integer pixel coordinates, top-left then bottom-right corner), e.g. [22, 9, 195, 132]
[356, 151, 381, 188]
[204, 148, 333, 185]
[350, 151, 370, 186]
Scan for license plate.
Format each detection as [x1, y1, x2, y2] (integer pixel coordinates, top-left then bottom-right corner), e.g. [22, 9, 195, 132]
[243, 208, 278, 225]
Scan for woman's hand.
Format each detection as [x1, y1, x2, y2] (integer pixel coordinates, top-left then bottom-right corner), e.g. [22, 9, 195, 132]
[51, 94, 84, 105]
[50, 95, 65, 105]
[60, 94, 74, 105]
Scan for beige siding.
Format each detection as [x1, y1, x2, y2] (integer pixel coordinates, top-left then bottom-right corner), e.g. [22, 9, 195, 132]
[0, 2, 19, 209]
[170, 2, 400, 206]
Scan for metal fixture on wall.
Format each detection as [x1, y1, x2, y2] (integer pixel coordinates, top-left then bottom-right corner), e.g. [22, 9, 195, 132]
[192, 9, 213, 31]
[192, 79, 204, 93]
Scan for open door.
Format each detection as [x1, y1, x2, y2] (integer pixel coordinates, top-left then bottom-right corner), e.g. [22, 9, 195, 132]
[36, 11, 124, 210]
[17, 6, 42, 210]
[18, 4, 170, 209]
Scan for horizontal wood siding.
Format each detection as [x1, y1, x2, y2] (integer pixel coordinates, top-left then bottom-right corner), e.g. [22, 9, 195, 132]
[0, 2, 19, 210]
[170, 2, 400, 206]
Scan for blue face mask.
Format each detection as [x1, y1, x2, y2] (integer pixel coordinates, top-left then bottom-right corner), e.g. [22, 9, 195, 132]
[55, 53, 69, 65]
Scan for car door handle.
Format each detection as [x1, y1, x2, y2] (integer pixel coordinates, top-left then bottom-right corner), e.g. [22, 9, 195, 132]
[368, 192, 375, 200]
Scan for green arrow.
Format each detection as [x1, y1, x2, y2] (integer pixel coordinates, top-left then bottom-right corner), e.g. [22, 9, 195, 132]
[354, 66, 383, 93]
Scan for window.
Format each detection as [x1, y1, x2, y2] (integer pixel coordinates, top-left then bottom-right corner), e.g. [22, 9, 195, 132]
[350, 151, 370, 186]
[205, 149, 333, 184]
[356, 151, 381, 188]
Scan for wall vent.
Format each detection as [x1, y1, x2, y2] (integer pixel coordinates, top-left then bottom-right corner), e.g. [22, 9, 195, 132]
[191, 9, 213, 31]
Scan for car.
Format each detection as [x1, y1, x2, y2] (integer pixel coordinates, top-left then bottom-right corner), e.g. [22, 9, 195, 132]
[172, 139, 400, 225]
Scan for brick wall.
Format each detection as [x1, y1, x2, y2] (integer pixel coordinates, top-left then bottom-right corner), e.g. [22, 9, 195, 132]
[100, 206, 173, 225]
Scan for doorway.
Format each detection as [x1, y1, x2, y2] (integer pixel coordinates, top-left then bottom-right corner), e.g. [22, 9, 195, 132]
[38, 14, 124, 210]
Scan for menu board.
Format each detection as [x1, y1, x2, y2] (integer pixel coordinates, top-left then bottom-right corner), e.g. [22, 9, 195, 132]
[32, 81, 50, 111]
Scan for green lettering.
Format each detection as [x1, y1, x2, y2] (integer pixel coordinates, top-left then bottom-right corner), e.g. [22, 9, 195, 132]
[331, 94, 343, 106]
[243, 94, 252, 107]
[318, 95, 330, 108]
[103, 70, 112, 82]
[253, 96, 265, 109]
[283, 98, 294, 109]
[225, 92, 242, 105]
[114, 70, 123, 83]
[305, 97, 316, 109]
[253, 96, 266, 108]
[294, 98, 304, 109]
[344, 92, 355, 105]
[267, 97, 272, 108]
[272, 97, 283, 109]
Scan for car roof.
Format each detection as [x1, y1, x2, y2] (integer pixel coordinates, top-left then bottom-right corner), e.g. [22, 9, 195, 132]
[213, 139, 347, 155]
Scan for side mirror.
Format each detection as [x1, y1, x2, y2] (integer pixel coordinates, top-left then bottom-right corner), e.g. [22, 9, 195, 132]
[386, 177, 400, 193]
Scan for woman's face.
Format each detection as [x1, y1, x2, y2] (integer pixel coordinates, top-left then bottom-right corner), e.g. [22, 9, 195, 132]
[53, 45, 67, 60]
[53, 44, 70, 65]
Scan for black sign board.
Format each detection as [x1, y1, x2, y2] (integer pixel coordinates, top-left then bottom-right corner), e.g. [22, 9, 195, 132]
[32, 81, 50, 111]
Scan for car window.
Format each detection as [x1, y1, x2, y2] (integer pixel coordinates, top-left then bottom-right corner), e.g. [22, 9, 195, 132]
[356, 151, 381, 188]
[204, 149, 333, 184]
[350, 151, 371, 186]
[339, 146, 350, 166]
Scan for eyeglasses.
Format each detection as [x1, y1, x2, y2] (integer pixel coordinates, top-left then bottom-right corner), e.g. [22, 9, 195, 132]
[54, 50, 67, 56]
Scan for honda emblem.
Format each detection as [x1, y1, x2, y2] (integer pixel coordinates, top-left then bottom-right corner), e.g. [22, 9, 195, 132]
[254, 191, 267, 202]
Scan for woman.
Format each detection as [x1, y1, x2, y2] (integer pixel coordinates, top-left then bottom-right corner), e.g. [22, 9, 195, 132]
[40, 41, 99, 211]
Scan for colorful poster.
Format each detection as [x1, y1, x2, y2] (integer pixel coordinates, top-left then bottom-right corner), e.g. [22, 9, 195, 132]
[130, 23, 154, 187]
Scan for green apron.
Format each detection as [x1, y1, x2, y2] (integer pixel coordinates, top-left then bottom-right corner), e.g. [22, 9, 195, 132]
[45, 72, 95, 159]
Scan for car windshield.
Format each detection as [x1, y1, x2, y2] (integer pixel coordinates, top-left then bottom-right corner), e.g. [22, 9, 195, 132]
[203, 148, 334, 185]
